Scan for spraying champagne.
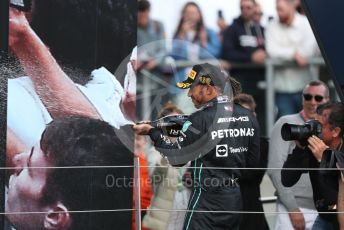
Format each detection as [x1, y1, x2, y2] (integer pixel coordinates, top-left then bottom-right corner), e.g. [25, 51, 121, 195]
[137, 114, 189, 137]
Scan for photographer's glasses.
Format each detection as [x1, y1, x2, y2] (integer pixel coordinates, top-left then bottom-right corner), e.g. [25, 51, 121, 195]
[303, 94, 324, 102]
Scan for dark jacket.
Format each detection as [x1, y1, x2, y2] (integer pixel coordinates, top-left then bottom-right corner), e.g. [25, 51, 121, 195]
[239, 137, 270, 230]
[282, 145, 344, 225]
[220, 17, 266, 134]
[149, 97, 260, 181]
[149, 97, 260, 230]
[221, 16, 265, 63]
[331, 149, 344, 176]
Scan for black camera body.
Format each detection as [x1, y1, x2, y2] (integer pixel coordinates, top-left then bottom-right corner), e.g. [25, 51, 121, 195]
[281, 119, 322, 146]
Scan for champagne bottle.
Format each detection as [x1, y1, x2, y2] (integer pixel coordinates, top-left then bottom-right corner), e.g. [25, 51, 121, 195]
[137, 114, 189, 137]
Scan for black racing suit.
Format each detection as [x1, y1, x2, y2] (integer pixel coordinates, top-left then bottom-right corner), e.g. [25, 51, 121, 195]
[149, 97, 260, 230]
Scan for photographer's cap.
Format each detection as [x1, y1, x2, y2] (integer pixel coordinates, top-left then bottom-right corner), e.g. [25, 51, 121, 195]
[176, 63, 226, 89]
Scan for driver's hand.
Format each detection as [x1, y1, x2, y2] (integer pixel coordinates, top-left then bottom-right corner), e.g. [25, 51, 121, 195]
[133, 123, 153, 135]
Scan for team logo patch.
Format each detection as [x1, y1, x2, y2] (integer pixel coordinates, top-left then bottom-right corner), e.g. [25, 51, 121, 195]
[216, 144, 228, 157]
[188, 69, 197, 80]
[199, 76, 212, 85]
[211, 128, 255, 139]
[182, 121, 192, 132]
[217, 116, 249, 123]
[169, 129, 180, 136]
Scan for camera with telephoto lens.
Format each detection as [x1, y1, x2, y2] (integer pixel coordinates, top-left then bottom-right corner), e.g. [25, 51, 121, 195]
[10, 0, 31, 12]
[281, 119, 322, 146]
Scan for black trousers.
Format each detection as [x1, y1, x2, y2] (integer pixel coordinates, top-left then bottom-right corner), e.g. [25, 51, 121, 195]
[182, 186, 242, 230]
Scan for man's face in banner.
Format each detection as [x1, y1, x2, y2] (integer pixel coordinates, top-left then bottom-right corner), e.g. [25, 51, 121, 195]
[6, 144, 52, 230]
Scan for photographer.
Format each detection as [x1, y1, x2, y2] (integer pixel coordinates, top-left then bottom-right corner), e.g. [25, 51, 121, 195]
[282, 102, 344, 230]
[268, 80, 329, 230]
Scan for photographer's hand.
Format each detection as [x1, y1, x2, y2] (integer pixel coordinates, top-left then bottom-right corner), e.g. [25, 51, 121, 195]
[289, 208, 305, 230]
[307, 135, 329, 162]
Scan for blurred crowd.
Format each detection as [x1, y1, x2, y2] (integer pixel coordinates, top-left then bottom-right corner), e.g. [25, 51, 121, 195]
[137, 0, 329, 132]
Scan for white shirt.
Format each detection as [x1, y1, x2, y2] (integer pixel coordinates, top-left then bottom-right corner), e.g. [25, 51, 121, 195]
[266, 13, 319, 93]
[7, 67, 130, 147]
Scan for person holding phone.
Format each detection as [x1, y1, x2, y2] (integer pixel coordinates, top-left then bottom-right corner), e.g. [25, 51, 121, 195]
[172, 2, 220, 60]
[217, 9, 226, 41]
[170, 2, 221, 114]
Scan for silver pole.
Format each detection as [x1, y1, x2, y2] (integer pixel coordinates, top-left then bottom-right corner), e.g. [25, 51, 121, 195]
[265, 59, 275, 136]
[309, 63, 319, 80]
[142, 73, 151, 120]
[134, 157, 141, 230]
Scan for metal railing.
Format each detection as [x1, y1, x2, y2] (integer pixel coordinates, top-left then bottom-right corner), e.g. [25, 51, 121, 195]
[264, 57, 325, 134]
